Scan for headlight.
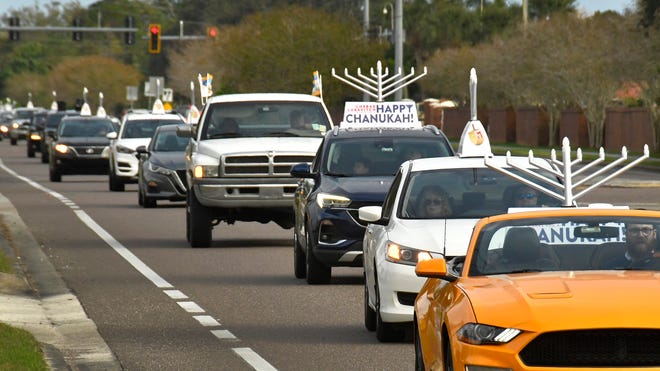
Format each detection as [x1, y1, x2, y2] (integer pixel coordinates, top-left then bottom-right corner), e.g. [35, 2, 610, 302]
[457, 323, 521, 345]
[11, 122, 20, 129]
[115, 144, 134, 154]
[315, 192, 351, 208]
[30, 133, 42, 140]
[385, 242, 433, 266]
[0, 125, 8, 133]
[149, 162, 174, 175]
[54, 144, 69, 154]
[193, 165, 218, 178]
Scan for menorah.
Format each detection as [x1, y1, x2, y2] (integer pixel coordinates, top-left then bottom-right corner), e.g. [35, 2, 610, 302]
[331, 60, 427, 102]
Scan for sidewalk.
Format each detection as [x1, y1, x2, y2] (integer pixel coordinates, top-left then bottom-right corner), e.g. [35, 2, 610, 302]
[0, 193, 121, 370]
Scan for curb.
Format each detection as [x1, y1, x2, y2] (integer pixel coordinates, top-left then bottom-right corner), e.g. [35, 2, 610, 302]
[0, 193, 122, 370]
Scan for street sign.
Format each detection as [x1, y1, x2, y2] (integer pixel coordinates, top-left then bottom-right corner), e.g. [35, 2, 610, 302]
[126, 86, 138, 102]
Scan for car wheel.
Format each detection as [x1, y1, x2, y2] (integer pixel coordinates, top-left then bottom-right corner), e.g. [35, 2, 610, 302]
[41, 150, 49, 163]
[375, 272, 403, 342]
[305, 230, 330, 284]
[49, 165, 61, 182]
[293, 231, 306, 279]
[27, 144, 35, 158]
[189, 190, 212, 247]
[414, 319, 426, 371]
[364, 275, 376, 331]
[138, 187, 144, 206]
[143, 195, 156, 208]
[185, 205, 191, 242]
[10, 138, 17, 145]
[108, 168, 125, 192]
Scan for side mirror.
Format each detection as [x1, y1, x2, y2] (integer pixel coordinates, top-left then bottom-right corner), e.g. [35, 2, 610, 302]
[290, 162, 313, 178]
[106, 132, 117, 140]
[358, 206, 387, 226]
[415, 258, 456, 282]
[135, 145, 148, 159]
[176, 124, 194, 138]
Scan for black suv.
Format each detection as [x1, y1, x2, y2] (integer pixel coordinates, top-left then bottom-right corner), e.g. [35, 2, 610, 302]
[39, 110, 80, 163]
[290, 125, 455, 284]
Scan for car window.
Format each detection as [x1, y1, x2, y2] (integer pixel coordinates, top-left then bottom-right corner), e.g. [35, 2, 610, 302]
[121, 119, 183, 139]
[324, 137, 452, 177]
[153, 132, 189, 152]
[380, 170, 403, 219]
[468, 216, 658, 276]
[398, 168, 562, 219]
[200, 101, 331, 139]
[59, 119, 115, 137]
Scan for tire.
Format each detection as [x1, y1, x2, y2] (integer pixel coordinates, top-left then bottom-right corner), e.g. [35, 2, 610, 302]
[185, 206, 191, 242]
[293, 231, 306, 279]
[414, 320, 426, 371]
[41, 150, 49, 163]
[364, 276, 376, 331]
[10, 138, 17, 145]
[138, 187, 144, 206]
[49, 165, 61, 182]
[108, 167, 125, 192]
[188, 190, 212, 247]
[305, 230, 331, 284]
[27, 144, 35, 158]
[443, 337, 454, 371]
[143, 195, 156, 208]
[375, 272, 404, 342]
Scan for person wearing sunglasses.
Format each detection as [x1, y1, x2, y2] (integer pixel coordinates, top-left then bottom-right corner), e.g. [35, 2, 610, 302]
[417, 185, 453, 218]
[512, 185, 539, 207]
[604, 223, 659, 270]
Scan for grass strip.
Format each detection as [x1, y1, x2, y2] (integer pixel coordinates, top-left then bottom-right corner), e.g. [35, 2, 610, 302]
[0, 322, 48, 371]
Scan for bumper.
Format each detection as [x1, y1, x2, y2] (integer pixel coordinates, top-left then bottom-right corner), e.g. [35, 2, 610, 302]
[142, 171, 187, 200]
[377, 261, 424, 323]
[52, 156, 109, 175]
[310, 207, 366, 267]
[192, 177, 298, 208]
[113, 152, 139, 181]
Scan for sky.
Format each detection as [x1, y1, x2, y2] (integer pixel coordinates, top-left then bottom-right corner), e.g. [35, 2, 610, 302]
[0, 0, 636, 17]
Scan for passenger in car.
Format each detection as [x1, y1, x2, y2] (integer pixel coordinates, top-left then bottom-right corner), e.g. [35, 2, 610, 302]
[601, 223, 659, 269]
[353, 157, 371, 175]
[416, 185, 453, 218]
[492, 227, 559, 272]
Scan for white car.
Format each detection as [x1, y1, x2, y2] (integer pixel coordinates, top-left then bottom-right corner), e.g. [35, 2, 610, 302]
[358, 121, 563, 342]
[106, 102, 185, 191]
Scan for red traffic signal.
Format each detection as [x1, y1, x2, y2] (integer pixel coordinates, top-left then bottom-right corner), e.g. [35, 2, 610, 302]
[148, 24, 161, 54]
[207, 26, 218, 39]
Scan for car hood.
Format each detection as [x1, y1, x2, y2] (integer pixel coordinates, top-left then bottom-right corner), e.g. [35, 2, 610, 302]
[324, 176, 393, 203]
[197, 137, 322, 156]
[464, 272, 660, 330]
[116, 138, 151, 150]
[149, 152, 186, 170]
[388, 219, 479, 256]
[58, 137, 110, 146]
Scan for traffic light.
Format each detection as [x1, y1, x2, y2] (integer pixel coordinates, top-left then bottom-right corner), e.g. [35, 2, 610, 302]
[207, 26, 218, 39]
[72, 17, 82, 41]
[124, 16, 135, 45]
[148, 24, 161, 54]
[9, 17, 19, 41]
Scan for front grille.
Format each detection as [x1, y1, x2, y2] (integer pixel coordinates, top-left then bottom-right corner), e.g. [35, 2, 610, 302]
[72, 146, 106, 156]
[222, 153, 314, 177]
[520, 329, 660, 367]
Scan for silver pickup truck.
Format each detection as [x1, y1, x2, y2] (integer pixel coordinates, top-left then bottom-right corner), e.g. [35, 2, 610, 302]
[177, 93, 334, 247]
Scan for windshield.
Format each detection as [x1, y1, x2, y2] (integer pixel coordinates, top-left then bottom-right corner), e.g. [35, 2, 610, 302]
[399, 168, 562, 219]
[152, 131, 189, 152]
[200, 101, 331, 139]
[469, 216, 660, 275]
[323, 137, 453, 177]
[121, 119, 183, 139]
[58, 119, 115, 138]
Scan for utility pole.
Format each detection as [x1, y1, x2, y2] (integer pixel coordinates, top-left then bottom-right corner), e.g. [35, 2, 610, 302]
[394, 0, 403, 100]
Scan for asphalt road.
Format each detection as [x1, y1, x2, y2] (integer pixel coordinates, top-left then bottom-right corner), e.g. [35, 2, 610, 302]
[0, 139, 658, 370]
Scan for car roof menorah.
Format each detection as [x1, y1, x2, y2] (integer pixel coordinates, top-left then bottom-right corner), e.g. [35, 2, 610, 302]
[485, 139, 650, 207]
[331, 60, 427, 102]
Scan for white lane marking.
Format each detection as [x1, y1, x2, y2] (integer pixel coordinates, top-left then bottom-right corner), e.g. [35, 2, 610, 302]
[193, 315, 220, 327]
[177, 301, 205, 313]
[212, 330, 237, 340]
[163, 289, 188, 299]
[73, 210, 173, 288]
[233, 348, 278, 371]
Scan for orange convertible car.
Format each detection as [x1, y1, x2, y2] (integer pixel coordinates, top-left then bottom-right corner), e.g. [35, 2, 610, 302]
[414, 208, 660, 371]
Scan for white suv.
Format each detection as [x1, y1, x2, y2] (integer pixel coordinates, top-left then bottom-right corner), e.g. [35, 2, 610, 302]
[106, 104, 185, 191]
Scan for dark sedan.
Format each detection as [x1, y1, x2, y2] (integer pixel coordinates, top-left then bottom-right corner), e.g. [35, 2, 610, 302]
[48, 115, 116, 182]
[136, 124, 189, 208]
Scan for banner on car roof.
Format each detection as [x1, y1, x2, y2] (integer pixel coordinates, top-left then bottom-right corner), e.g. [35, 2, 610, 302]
[340, 101, 420, 128]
